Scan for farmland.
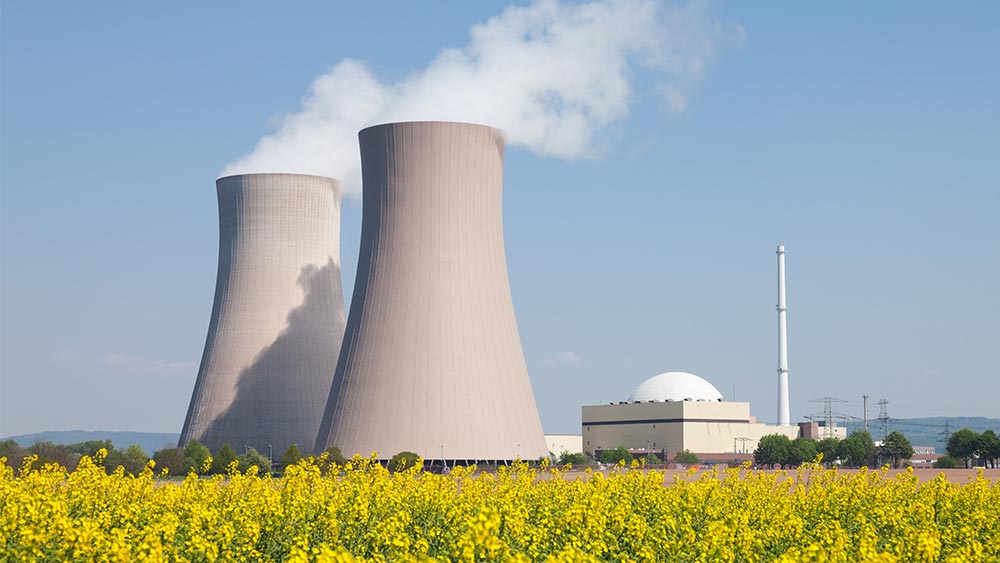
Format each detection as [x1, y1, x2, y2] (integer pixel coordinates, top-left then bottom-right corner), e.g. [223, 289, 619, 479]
[2, 452, 998, 562]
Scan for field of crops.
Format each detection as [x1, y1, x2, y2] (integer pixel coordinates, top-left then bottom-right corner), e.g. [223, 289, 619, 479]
[2, 452, 998, 563]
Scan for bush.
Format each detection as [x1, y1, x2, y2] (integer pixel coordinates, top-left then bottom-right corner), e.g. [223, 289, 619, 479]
[389, 451, 421, 472]
[183, 440, 211, 473]
[236, 448, 270, 474]
[153, 448, 186, 476]
[558, 451, 587, 466]
[282, 444, 302, 470]
[211, 443, 238, 474]
[324, 446, 347, 466]
[674, 450, 698, 465]
[121, 445, 149, 476]
[599, 446, 632, 464]
[933, 456, 960, 469]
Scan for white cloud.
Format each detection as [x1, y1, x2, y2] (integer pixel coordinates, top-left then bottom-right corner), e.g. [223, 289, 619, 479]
[223, 0, 739, 196]
[543, 351, 583, 366]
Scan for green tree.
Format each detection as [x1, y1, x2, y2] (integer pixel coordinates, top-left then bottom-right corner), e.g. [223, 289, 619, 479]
[103, 448, 128, 473]
[153, 448, 186, 476]
[388, 451, 421, 472]
[67, 440, 114, 457]
[183, 439, 212, 473]
[754, 434, 793, 467]
[557, 451, 587, 466]
[837, 431, 876, 468]
[674, 449, 699, 465]
[324, 446, 347, 466]
[880, 431, 914, 468]
[946, 428, 981, 468]
[0, 440, 26, 469]
[282, 444, 302, 470]
[792, 437, 819, 465]
[933, 455, 959, 469]
[236, 448, 270, 474]
[28, 441, 79, 471]
[816, 437, 841, 465]
[598, 446, 633, 464]
[211, 443, 239, 474]
[976, 430, 1000, 469]
[122, 445, 149, 476]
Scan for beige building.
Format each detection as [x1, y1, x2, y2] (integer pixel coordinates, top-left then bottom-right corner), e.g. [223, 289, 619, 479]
[582, 372, 799, 457]
[797, 420, 847, 440]
[545, 435, 583, 457]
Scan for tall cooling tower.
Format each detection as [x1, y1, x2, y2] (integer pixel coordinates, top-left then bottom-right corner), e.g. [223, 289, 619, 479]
[315, 121, 547, 463]
[180, 173, 346, 456]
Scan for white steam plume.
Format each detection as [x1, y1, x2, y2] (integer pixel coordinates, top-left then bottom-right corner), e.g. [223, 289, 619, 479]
[222, 0, 741, 195]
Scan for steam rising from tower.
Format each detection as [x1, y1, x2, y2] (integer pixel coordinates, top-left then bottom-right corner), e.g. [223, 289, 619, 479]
[222, 0, 740, 196]
[777, 244, 790, 426]
[315, 121, 547, 462]
[180, 173, 347, 455]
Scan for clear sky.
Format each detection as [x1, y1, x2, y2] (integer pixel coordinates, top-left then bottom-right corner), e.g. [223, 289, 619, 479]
[2, 1, 998, 438]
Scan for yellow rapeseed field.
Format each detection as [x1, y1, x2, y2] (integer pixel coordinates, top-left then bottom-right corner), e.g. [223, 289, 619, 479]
[2, 451, 997, 563]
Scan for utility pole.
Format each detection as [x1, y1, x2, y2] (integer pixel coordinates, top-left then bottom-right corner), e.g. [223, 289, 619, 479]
[734, 437, 752, 454]
[863, 395, 869, 433]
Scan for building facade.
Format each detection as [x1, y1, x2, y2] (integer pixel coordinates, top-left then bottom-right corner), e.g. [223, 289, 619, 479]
[582, 372, 799, 457]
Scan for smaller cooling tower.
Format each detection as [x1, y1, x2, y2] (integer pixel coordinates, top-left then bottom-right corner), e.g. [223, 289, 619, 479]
[315, 121, 548, 463]
[180, 173, 347, 456]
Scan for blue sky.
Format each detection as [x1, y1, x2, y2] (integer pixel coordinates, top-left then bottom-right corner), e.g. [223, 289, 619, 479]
[2, 1, 998, 437]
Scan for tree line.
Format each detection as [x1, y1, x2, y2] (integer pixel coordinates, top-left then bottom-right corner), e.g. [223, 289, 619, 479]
[0, 439, 349, 476]
[939, 428, 1000, 469]
[754, 427, 1000, 469]
[753, 431, 915, 468]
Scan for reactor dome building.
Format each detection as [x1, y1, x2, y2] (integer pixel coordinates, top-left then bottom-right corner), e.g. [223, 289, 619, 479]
[582, 371, 798, 457]
[180, 173, 347, 456]
[315, 121, 548, 463]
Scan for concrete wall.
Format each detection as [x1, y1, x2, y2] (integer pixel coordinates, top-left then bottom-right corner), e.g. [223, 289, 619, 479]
[180, 173, 346, 457]
[315, 121, 547, 462]
[545, 435, 583, 456]
[582, 401, 799, 455]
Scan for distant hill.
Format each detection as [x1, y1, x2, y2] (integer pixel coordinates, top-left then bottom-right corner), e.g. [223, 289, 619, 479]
[3, 430, 180, 455]
[845, 417, 1000, 453]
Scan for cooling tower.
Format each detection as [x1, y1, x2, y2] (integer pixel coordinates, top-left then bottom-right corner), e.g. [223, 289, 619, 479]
[180, 173, 346, 456]
[315, 121, 547, 463]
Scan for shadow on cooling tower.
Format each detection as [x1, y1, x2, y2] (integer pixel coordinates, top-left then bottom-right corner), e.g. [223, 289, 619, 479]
[198, 258, 344, 455]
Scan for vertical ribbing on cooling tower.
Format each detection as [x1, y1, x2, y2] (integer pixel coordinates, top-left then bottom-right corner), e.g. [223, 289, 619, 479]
[179, 173, 346, 456]
[315, 121, 547, 461]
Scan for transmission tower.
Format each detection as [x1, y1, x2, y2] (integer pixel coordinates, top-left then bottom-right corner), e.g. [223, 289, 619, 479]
[877, 398, 890, 441]
[940, 419, 952, 450]
[809, 397, 848, 439]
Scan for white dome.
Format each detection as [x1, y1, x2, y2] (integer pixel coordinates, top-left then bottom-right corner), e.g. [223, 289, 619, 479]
[627, 371, 724, 403]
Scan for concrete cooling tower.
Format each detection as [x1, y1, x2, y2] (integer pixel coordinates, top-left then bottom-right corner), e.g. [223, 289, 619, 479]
[315, 121, 547, 463]
[180, 173, 346, 456]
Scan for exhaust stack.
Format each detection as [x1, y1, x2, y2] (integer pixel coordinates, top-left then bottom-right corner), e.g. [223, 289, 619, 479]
[777, 244, 790, 426]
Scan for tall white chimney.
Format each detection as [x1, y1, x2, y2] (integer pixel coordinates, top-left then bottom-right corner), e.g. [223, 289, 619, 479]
[777, 244, 791, 425]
